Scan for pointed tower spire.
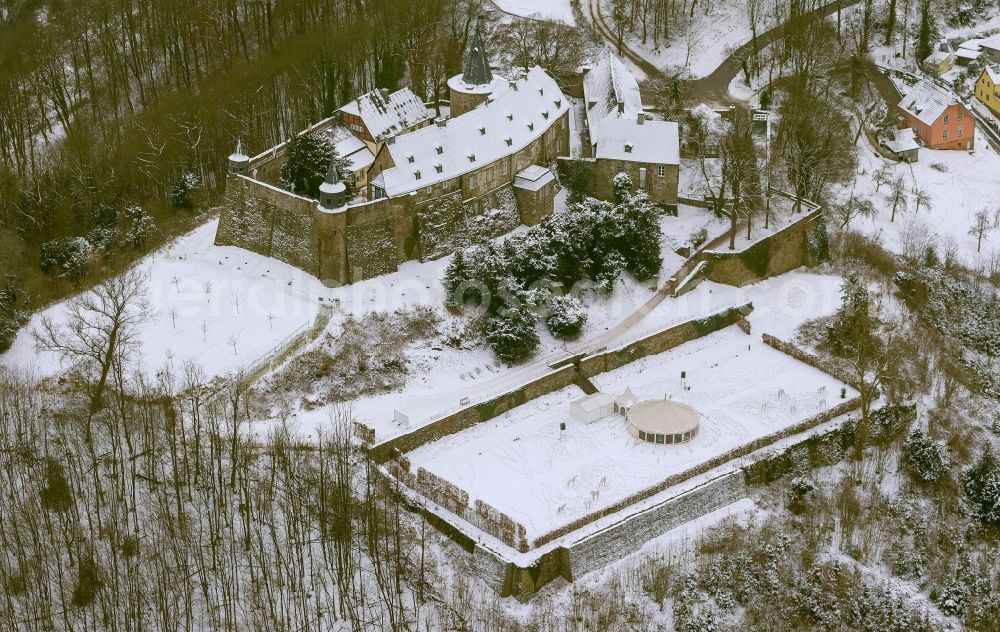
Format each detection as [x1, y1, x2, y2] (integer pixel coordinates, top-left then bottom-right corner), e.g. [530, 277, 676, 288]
[462, 24, 493, 87]
[228, 138, 250, 174]
[318, 155, 347, 212]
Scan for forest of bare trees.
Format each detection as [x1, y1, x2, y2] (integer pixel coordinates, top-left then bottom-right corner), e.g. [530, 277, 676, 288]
[0, 0, 498, 304]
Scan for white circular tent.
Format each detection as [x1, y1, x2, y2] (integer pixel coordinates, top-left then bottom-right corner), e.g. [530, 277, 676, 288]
[626, 399, 700, 445]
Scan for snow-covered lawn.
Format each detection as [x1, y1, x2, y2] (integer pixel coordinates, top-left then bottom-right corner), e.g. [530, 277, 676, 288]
[2, 219, 321, 380]
[845, 127, 1000, 268]
[492, 0, 576, 25]
[406, 325, 856, 538]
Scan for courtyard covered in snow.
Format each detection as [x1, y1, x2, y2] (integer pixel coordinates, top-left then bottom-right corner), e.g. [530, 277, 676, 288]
[405, 325, 858, 540]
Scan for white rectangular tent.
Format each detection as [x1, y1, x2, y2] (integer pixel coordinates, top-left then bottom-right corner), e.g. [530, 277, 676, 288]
[569, 393, 616, 423]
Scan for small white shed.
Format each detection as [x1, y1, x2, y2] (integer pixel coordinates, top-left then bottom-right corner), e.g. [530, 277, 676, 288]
[569, 393, 616, 423]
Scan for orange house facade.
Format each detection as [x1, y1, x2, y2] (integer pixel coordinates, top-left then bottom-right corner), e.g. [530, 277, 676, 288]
[897, 79, 975, 151]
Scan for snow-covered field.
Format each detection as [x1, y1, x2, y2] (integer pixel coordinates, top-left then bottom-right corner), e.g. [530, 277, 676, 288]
[406, 325, 855, 538]
[492, 0, 576, 25]
[2, 220, 321, 379]
[845, 127, 1000, 268]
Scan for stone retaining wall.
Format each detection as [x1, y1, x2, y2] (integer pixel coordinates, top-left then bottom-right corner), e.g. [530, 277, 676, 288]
[369, 364, 577, 462]
[760, 333, 856, 387]
[700, 205, 825, 287]
[577, 303, 753, 378]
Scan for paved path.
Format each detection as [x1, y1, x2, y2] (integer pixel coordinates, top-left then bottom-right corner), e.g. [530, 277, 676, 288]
[582, 0, 865, 105]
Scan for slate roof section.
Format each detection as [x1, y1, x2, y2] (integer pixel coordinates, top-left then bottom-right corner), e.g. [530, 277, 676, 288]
[379, 66, 569, 196]
[594, 117, 679, 164]
[339, 87, 431, 141]
[462, 26, 494, 86]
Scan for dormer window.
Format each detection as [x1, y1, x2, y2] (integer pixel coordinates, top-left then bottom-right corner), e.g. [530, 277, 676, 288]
[624, 143, 633, 153]
[407, 154, 415, 163]
[435, 145, 443, 154]
[468, 153, 476, 162]
[414, 170, 422, 180]
[435, 163, 443, 173]
[506, 113, 513, 121]
[538, 87, 544, 95]
[554, 99, 562, 108]
[505, 137, 513, 146]
[527, 122, 534, 131]
[479, 126, 486, 135]
[542, 111, 549, 119]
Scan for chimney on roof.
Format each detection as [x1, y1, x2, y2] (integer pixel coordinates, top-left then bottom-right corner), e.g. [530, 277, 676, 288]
[379, 88, 390, 101]
[637, 112, 645, 125]
[618, 102, 625, 115]
[385, 135, 396, 145]
[435, 117, 448, 127]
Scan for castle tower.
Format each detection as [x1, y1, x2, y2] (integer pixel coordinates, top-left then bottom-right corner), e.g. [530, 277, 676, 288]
[448, 25, 502, 117]
[227, 139, 250, 175]
[317, 157, 347, 212]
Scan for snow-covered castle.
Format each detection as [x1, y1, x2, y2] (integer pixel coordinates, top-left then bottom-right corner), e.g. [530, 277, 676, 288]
[216, 32, 678, 286]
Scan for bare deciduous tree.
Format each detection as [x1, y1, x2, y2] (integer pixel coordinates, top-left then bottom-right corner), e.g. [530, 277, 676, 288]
[34, 268, 150, 413]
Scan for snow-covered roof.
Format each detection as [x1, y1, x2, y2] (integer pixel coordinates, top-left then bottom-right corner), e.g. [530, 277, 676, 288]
[616, 387, 639, 408]
[594, 117, 679, 164]
[886, 127, 919, 153]
[985, 64, 1000, 84]
[898, 79, 960, 127]
[513, 165, 555, 191]
[582, 54, 644, 137]
[924, 50, 952, 65]
[960, 38, 984, 52]
[572, 392, 615, 413]
[447, 73, 510, 97]
[981, 34, 1000, 52]
[329, 126, 376, 172]
[627, 399, 700, 435]
[956, 48, 981, 60]
[339, 87, 431, 141]
[378, 67, 569, 196]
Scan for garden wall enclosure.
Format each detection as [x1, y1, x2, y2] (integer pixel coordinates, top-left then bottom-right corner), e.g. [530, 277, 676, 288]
[363, 318, 900, 599]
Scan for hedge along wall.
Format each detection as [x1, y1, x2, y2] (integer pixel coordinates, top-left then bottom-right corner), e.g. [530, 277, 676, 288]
[368, 364, 578, 462]
[577, 302, 754, 378]
[701, 205, 825, 287]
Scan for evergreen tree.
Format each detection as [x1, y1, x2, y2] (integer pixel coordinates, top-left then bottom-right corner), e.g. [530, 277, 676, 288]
[962, 446, 1000, 527]
[0, 275, 28, 353]
[443, 250, 470, 310]
[169, 171, 201, 209]
[612, 172, 633, 202]
[279, 132, 353, 199]
[903, 429, 950, 482]
[917, 0, 933, 62]
[545, 295, 587, 338]
[485, 305, 539, 363]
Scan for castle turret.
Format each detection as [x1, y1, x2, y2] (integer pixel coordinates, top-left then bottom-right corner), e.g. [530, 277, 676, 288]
[228, 139, 250, 174]
[317, 157, 347, 212]
[448, 25, 504, 117]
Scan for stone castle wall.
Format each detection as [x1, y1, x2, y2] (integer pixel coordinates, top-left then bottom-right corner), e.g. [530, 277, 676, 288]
[701, 204, 825, 287]
[216, 110, 570, 287]
[557, 156, 679, 209]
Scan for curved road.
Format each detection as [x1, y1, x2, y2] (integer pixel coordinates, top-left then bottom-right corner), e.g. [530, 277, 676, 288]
[583, 0, 865, 105]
